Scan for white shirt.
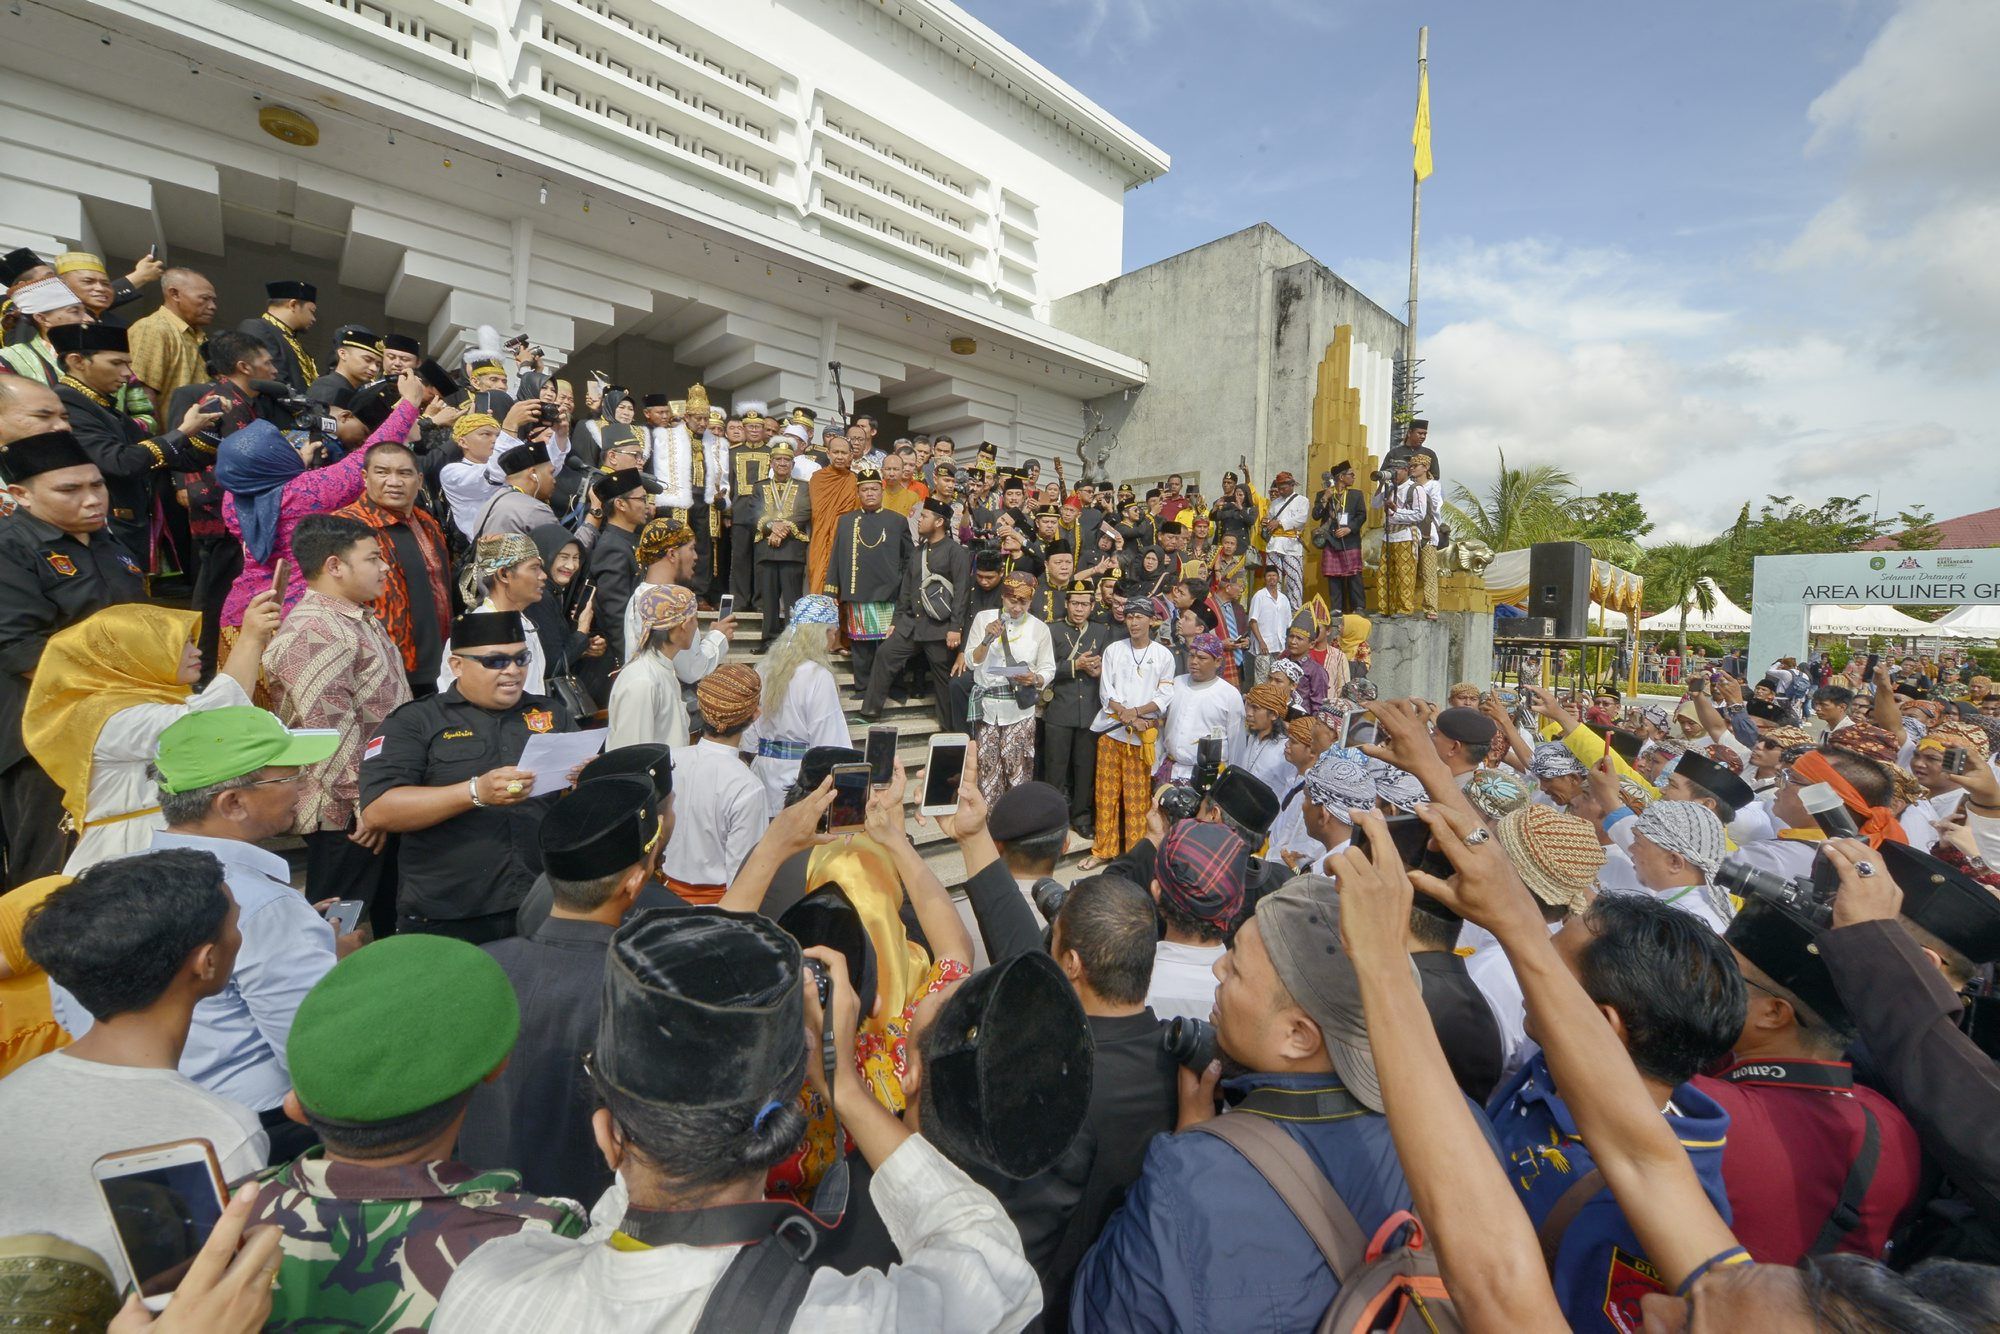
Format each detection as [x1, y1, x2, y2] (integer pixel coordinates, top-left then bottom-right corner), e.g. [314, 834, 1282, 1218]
[1228, 730, 1293, 808]
[63, 674, 252, 875]
[1145, 939, 1226, 1024]
[1381, 481, 1426, 545]
[966, 609, 1056, 728]
[1159, 676, 1245, 781]
[1248, 588, 1294, 654]
[1464, 920, 1565, 1085]
[1264, 492, 1309, 556]
[739, 659, 851, 817]
[441, 446, 509, 540]
[1266, 781, 1326, 870]
[650, 425, 693, 509]
[1092, 638, 1176, 744]
[431, 1136, 1039, 1334]
[792, 453, 822, 481]
[606, 650, 692, 750]
[659, 738, 770, 886]
[438, 598, 547, 697]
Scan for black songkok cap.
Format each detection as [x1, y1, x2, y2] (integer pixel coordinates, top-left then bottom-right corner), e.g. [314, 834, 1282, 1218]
[1881, 840, 2000, 965]
[497, 440, 551, 474]
[641, 393, 672, 409]
[48, 323, 127, 357]
[598, 908, 804, 1109]
[266, 280, 318, 302]
[1744, 698, 1790, 724]
[307, 376, 357, 411]
[920, 498, 953, 521]
[0, 431, 94, 483]
[1672, 749, 1757, 815]
[919, 950, 1094, 1180]
[1208, 767, 1280, 838]
[333, 324, 381, 354]
[1729, 892, 1850, 1031]
[0, 248, 44, 285]
[347, 378, 400, 432]
[592, 467, 657, 502]
[451, 610, 525, 649]
[777, 883, 880, 1021]
[1156, 520, 1185, 535]
[542, 776, 657, 882]
[382, 333, 423, 356]
[578, 743, 674, 803]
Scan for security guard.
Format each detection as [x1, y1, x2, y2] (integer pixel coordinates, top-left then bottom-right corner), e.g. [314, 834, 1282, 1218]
[725, 405, 773, 614]
[360, 610, 578, 944]
[0, 432, 147, 884]
[1044, 579, 1109, 830]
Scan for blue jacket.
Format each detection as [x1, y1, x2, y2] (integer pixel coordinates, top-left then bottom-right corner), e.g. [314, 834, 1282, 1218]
[1487, 1050, 1732, 1334]
[1069, 1071, 1417, 1334]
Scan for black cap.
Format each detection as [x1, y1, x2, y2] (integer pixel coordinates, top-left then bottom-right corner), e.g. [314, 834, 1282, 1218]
[578, 743, 673, 803]
[1672, 750, 1756, 815]
[593, 467, 659, 502]
[542, 776, 657, 882]
[0, 248, 43, 285]
[1208, 768, 1280, 837]
[641, 393, 671, 409]
[382, 333, 423, 356]
[920, 498, 953, 521]
[1881, 841, 2000, 965]
[853, 466, 882, 485]
[266, 280, 318, 302]
[416, 358, 460, 397]
[1728, 894, 1850, 1031]
[988, 782, 1070, 843]
[1435, 707, 1498, 751]
[0, 431, 94, 483]
[307, 376, 357, 411]
[497, 440, 550, 474]
[777, 884, 879, 1020]
[1745, 699, 1790, 723]
[48, 323, 127, 357]
[1409, 418, 1429, 430]
[347, 378, 401, 431]
[333, 324, 381, 354]
[451, 610, 525, 649]
[1156, 520, 1185, 536]
[598, 908, 804, 1109]
[920, 950, 1093, 1180]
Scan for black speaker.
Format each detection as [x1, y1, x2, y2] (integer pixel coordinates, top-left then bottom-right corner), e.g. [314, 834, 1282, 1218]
[1528, 542, 1592, 639]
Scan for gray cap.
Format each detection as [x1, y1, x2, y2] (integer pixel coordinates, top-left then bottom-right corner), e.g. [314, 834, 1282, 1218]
[1253, 874, 1419, 1114]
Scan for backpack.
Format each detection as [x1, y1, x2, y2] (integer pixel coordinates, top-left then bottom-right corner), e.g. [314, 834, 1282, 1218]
[1190, 1110, 1461, 1333]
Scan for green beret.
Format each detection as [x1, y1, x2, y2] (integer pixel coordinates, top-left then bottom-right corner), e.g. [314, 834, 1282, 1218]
[289, 936, 519, 1123]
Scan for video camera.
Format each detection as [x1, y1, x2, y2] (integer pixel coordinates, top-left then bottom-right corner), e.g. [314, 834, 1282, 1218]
[1158, 735, 1226, 823]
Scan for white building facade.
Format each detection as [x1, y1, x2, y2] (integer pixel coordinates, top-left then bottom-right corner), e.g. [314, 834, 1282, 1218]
[1, 0, 1166, 458]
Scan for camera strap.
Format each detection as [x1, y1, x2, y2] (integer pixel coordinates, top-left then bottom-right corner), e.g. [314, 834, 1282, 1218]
[1718, 1060, 1879, 1256]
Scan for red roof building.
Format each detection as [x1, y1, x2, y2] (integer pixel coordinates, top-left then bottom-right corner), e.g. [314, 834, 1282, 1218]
[1861, 506, 2000, 551]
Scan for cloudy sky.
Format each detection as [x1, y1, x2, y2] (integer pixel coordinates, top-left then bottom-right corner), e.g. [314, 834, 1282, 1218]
[959, 0, 2000, 541]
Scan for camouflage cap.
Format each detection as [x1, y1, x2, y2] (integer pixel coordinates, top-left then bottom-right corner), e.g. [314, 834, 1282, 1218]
[289, 936, 520, 1123]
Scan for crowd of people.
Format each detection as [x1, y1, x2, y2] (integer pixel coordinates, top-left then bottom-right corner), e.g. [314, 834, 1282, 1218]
[0, 247, 1998, 1332]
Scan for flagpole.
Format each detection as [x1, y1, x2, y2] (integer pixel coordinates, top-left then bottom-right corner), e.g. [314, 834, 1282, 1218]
[1404, 25, 1427, 422]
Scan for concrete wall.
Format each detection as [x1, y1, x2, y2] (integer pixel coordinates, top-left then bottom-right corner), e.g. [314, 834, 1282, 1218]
[1049, 223, 1404, 489]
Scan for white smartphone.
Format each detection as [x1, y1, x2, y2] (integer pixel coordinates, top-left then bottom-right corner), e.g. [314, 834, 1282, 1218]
[716, 593, 735, 618]
[323, 899, 363, 936]
[93, 1138, 228, 1310]
[919, 733, 970, 816]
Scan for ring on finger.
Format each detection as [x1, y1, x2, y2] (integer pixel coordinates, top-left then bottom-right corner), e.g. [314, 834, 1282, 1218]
[1856, 862, 1876, 878]
[1464, 828, 1492, 846]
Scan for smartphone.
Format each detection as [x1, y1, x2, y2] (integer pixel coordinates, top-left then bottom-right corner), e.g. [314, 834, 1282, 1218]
[1195, 735, 1225, 782]
[93, 1139, 227, 1309]
[1864, 653, 1880, 677]
[1352, 812, 1432, 870]
[716, 593, 735, 618]
[323, 899, 363, 935]
[865, 726, 897, 787]
[920, 733, 970, 816]
[826, 763, 871, 833]
[269, 557, 287, 597]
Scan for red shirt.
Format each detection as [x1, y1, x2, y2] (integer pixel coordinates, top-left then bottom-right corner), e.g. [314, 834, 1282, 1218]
[1692, 1058, 1923, 1264]
[1158, 495, 1192, 522]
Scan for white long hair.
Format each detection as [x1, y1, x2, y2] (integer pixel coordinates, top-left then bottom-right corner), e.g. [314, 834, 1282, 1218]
[761, 618, 836, 717]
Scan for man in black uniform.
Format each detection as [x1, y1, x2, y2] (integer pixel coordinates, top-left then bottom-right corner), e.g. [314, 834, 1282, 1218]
[749, 441, 811, 648]
[359, 610, 578, 945]
[1045, 580, 1109, 836]
[50, 323, 217, 566]
[587, 468, 659, 670]
[826, 465, 913, 695]
[237, 279, 319, 395]
[854, 499, 968, 730]
[306, 325, 383, 408]
[0, 432, 147, 884]
[725, 409, 773, 615]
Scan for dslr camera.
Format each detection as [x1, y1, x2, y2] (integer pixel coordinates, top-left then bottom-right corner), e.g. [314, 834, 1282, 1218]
[1161, 1016, 1217, 1072]
[1159, 736, 1226, 823]
[1713, 858, 1835, 929]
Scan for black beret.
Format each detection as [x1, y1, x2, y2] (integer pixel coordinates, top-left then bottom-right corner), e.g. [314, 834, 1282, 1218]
[0, 431, 94, 483]
[451, 610, 525, 649]
[542, 775, 658, 882]
[1435, 707, 1498, 751]
[578, 743, 673, 803]
[988, 782, 1070, 843]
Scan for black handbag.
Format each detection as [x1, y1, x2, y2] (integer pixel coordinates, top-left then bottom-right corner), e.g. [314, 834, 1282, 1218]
[548, 672, 598, 722]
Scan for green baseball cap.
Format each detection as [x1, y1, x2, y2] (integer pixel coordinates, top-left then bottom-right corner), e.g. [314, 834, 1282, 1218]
[154, 706, 341, 794]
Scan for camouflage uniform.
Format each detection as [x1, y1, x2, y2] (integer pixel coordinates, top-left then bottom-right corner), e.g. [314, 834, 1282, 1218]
[252, 1151, 587, 1332]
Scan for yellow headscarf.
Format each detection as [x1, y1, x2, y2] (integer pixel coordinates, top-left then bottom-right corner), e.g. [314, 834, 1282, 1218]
[1340, 612, 1372, 664]
[451, 411, 500, 441]
[24, 606, 198, 823]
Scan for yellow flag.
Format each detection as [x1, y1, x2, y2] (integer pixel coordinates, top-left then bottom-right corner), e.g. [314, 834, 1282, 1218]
[1412, 67, 1434, 181]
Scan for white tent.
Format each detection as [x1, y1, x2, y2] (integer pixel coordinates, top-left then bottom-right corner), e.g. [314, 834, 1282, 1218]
[1637, 579, 1753, 635]
[1933, 604, 2000, 640]
[1809, 604, 1960, 637]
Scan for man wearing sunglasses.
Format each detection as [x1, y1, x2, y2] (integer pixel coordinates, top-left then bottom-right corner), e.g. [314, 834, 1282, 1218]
[361, 610, 578, 945]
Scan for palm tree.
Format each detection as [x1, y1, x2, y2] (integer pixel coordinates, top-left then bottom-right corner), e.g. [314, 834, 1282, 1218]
[1642, 541, 1724, 656]
[1443, 451, 1579, 552]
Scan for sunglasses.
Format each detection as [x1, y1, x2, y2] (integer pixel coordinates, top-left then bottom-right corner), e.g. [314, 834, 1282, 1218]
[456, 649, 533, 670]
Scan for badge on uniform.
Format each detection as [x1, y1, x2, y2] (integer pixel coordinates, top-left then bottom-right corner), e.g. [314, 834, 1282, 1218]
[117, 553, 142, 575]
[363, 735, 385, 762]
[44, 552, 76, 577]
[1602, 1247, 1666, 1332]
[524, 709, 554, 733]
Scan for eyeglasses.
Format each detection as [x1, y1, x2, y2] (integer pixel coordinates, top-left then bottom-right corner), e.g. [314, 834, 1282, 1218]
[244, 772, 304, 789]
[455, 650, 533, 670]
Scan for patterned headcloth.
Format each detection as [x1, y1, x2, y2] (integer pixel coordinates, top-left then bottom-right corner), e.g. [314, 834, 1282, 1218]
[1126, 596, 1170, 624]
[471, 532, 538, 580]
[1759, 726, 1812, 753]
[1188, 632, 1228, 661]
[1495, 806, 1605, 913]
[1368, 760, 1427, 814]
[452, 411, 500, 441]
[696, 663, 762, 733]
[1245, 680, 1294, 715]
[1529, 742, 1588, 780]
[1267, 657, 1306, 687]
[1304, 750, 1377, 818]
[1286, 717, 1318, 748]
[635, 518, 694, 566]
[1701, 743, 1745, 774]
[788, 596, 836, 628]
[1155, 820, 1250, 929]
[1638, 704, 1671, 731]
[1465, 767, 1533, 822]
[632, 583, 697, 634]
[1919, 719, 1993, 762]
[1826, 722, 1901, 766]
[1636, 801, 1727, 876]
[1000, 571, 1038, 601]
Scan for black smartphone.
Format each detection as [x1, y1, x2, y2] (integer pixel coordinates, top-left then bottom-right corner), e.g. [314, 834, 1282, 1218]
[1352, 812, 1432, 869]
[1195, 735, 1225, 782]
[826, 763, 871, 833]
[865, 726, 897, 787]
[1864, 653, 1880, 677]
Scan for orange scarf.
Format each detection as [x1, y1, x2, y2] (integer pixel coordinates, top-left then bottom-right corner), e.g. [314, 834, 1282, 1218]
[1790, 750, 1906, 848]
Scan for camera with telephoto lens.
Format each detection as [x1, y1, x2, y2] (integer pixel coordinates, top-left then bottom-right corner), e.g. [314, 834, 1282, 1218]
[1369, 468, 1396, 484]
[1030, 877, 1068, 922]
[1161, 1016, 1218, 1072]
[1714, 859, 1834, 929]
